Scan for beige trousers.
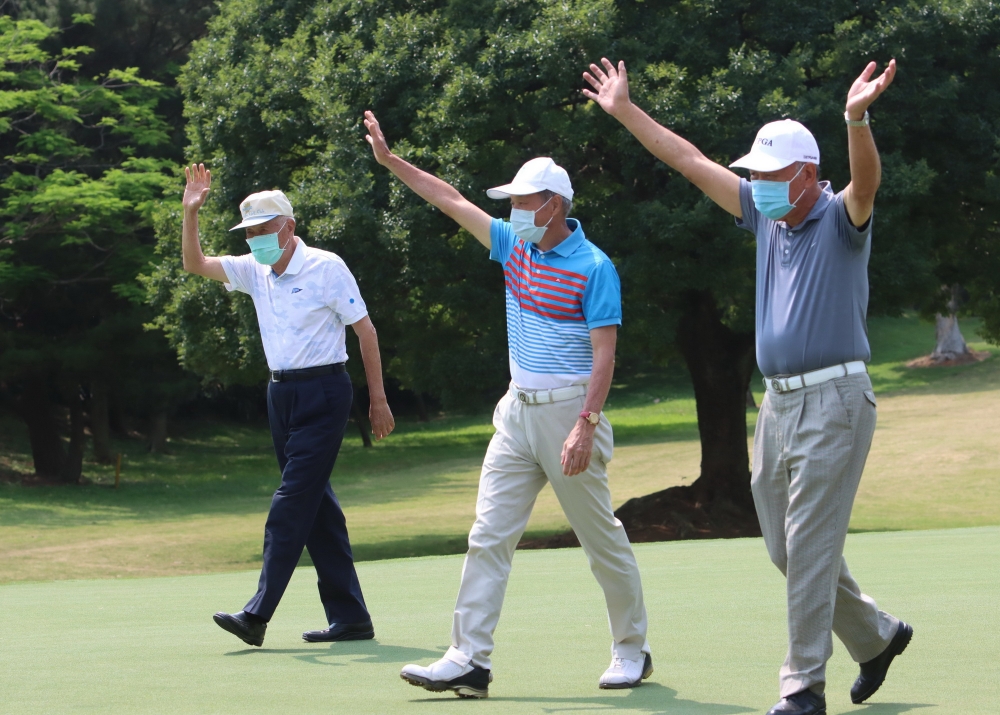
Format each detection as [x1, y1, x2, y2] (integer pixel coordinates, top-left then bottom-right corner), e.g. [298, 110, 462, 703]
[753, 372, 899, 697]
[443, 390, 649, 670]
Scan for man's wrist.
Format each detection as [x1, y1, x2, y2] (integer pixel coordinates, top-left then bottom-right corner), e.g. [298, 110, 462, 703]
[845, 108, 869, 124]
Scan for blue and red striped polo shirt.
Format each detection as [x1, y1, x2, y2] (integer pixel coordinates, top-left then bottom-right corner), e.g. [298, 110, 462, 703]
[490, 218, 622, 389]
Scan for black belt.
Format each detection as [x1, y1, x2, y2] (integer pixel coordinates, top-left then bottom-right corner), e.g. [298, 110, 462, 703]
[269, 363, 346, 383]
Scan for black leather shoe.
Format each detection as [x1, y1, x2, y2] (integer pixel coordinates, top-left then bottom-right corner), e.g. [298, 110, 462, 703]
[851, 620, 913, 704]
[213, 611, 266, 647]
[766, 689, 826, 715]
[302, 619, 375, 642]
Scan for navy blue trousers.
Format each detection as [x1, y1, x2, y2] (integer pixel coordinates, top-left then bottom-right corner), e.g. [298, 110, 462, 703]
[243, 371, 370, 625]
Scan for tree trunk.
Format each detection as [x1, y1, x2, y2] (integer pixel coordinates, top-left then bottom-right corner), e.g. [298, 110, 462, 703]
[148, 412, 169, 453]
[521, 290, 763, 550]
[415, 393, 430, 423]
[108, 386, 129, 437]
[931, 283, 970, 361]
[60, 393, 87, 483]
[931, 313, 969, 361]
[352, 391, 372, 448]
[597, 290, 759, 543]
[89, 380, 114, 464]
[675, 290, 758, 509]
[14, 375, 67, 479]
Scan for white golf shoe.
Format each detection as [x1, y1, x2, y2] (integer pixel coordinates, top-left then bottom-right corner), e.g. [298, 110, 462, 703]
[400, 657, 492, 698]
[599, 652, 654, 689]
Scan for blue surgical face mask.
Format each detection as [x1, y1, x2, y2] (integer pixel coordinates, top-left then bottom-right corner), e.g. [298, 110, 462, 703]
[509, 196, 554, 244]
[246, 221, 288, 265]
[751, 163, 807, 221]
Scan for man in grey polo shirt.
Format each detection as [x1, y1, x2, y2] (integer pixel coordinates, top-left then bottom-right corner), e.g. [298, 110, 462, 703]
[584, 58, 911, 714]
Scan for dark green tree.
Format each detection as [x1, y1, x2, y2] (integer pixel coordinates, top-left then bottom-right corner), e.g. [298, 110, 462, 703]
[149, 0, 999, 529]
[0, 15, 188, 480]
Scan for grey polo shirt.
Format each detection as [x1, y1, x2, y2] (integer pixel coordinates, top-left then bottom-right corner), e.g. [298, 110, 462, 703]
[736, 179, 872, 377]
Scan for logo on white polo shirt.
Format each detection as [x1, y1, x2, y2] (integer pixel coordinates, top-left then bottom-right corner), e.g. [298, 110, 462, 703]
[291, 287, 302, 294]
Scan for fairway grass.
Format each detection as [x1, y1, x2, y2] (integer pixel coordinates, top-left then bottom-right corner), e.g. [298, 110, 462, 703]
[3, 527, 998, 714]
[2, 315, 999, 582]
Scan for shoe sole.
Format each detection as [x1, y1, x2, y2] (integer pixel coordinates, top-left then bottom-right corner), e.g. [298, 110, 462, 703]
[598, 654, 654, 690]
[851, 623, 913, 704]
[400, 673, 488, 699]
[302, 630, 375, 643]
[213, 614, 263, 647]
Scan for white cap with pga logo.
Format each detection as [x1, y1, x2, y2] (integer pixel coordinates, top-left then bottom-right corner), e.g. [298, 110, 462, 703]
[486, 157, 574, 201]
[729, 119, 820, 173]
[229, 190, 295, 230]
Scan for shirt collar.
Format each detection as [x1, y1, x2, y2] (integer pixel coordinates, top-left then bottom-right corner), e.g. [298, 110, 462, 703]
[790, 181, 835, 230]
[276, 237, 307, 276]
[537, 218, 584, 257]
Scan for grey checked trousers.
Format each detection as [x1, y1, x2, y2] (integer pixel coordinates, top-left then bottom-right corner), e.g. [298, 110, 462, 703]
[752, 372, 899, 697]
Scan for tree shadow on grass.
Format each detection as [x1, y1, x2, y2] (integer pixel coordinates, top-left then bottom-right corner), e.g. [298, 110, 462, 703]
[409, 682, 753, 714]
[224, 639, 441, 665]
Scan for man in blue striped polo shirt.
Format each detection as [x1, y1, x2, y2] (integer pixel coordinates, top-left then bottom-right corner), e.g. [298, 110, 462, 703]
[364, 112, 651, 698]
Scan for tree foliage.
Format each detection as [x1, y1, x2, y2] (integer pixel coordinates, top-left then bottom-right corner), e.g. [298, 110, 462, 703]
[0, 15, 190, 479]
[152, 0, 999, 392]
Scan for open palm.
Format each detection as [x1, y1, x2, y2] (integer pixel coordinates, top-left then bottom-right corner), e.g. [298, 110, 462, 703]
[183, 163, 211, 212]
[582, 58, 631, 117]
[847, 60, 897, 119]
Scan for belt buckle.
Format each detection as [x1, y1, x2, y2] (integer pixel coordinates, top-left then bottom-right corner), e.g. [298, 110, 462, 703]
[517, 390, 528, 404]
[770, 378, 783, 393]
[271, 371, 282, 383]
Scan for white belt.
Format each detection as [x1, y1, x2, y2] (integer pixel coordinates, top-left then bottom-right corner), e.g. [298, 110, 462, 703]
[509, 382, 587, 405]
[764, 360, 867, 394]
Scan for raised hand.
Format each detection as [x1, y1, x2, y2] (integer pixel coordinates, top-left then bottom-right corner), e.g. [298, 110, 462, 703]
[582, 58, 631, 117]
[363, 111, 394, 166]
[846, 59, 897, 120]
[183, 163, 211, 213]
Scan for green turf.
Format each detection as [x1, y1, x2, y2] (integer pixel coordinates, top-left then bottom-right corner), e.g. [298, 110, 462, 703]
[2, 527, 998, 714]
[1, 314, 998, 582]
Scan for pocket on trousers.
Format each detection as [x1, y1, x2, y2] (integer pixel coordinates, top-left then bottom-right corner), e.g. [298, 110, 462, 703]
[831, 380, 854, 427]
[863, 389, 877, 408]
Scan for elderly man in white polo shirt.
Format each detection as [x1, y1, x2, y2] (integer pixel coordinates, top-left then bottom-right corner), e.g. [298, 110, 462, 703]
[180, 164, 394, 648]
[363, 112, 651, 699]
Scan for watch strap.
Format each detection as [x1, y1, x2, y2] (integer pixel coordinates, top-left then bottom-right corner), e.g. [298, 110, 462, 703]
[844, 110, 870, 127]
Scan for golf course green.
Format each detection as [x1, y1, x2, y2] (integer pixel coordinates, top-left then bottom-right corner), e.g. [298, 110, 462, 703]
[3, 527, 998, 714]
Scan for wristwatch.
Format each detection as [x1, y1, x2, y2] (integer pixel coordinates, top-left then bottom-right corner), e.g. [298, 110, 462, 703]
[844, 110, 870, 127]
[579, 411, 600, 426]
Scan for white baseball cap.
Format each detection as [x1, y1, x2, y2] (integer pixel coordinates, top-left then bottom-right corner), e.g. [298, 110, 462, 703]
[229, 190, 295, 230]
[729, 119, 820, 172]
[486, 157, 574, 200]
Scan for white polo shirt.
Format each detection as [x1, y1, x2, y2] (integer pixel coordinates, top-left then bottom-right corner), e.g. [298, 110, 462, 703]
[220, 239, 368, 371]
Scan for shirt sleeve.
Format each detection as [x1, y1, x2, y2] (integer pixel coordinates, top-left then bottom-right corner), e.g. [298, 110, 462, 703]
[834, 191, 873, 251]
[582, 259, 623, 329]
[325, 259, 369, 325]
[219, 254, 256, 295]
[734, 178, 760, 235]
[489, 218, 516, 265]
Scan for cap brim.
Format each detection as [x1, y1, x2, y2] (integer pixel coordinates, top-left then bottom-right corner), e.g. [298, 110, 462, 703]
[728, 152, 796, 172]
[229, 214, 279, 231]
[485, 181, 546, 200]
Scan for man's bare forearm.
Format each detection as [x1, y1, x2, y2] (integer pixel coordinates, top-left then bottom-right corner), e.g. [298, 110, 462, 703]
[383, 154, 466, 219]
[355, 319, 388, 402]
[612, 104, 742, 217]
[614, 103, 703, 175]
[181, 208, 204, 272]
[847, 123, 881, 203]
[181, 209, 227, 281]
[583, 328, 617, 415]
